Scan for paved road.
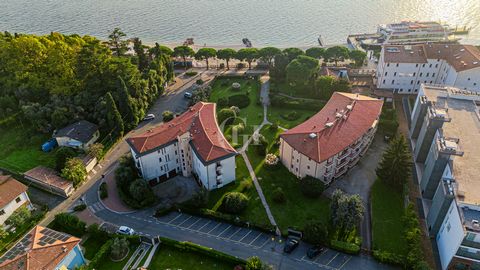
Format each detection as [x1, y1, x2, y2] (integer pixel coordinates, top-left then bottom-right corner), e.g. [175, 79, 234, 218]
[85, 180, 394, 270]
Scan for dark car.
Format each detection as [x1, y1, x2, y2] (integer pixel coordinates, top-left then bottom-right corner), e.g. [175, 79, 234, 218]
[283, 238, 299, 253]
[307, 246, 325, 259]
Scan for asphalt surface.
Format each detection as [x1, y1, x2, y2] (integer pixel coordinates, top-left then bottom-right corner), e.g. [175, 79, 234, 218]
[85, 180, 395, 270]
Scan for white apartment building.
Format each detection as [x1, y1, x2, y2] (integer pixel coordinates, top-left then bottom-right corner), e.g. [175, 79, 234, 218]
[410, 84, 480, 269]
[279, 92, 383, 184]
[376, 44, 480, 94]
[0, 175, 33, 226]
[126, 102, 237, 190]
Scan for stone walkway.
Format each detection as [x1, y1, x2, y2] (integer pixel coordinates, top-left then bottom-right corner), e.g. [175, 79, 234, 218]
[238, 76, 280, 235]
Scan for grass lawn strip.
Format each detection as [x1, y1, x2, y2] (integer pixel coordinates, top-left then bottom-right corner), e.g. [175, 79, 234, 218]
[371, 178, 407, 255]
[149, 245, 234, 270]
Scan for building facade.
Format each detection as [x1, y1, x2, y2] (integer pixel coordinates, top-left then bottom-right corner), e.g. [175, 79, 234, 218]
[279, 92, 383, 184]
[0, 175, 33, 226]
[376, 44, 480, 94]
[53, 120, 100, 150]
[410, 84, 480, 269]
[127, 102, 237, 190]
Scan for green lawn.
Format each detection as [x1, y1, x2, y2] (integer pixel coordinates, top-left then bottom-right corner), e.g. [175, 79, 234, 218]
[267, 106, 318, 129]
[209, 77, 264, 145]
[246, 125, 330, 234]
[149, 245, 235, 270]
[0, 125, 56, 173]
[206, 155, 270, 227]
[371, 178, 407, 255]
[81, 236, 107, 260]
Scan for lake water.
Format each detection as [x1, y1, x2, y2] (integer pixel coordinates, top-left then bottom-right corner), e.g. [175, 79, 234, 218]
[1, 0, 479, 47]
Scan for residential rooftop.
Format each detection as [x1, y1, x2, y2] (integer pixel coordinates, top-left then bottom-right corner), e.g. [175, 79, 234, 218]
[421, 85, 480, 205]
[280, 92, 383, 163]
[23, 166, 72, 191]
[0, 175, 27, 209]
[383, 43, 480, 72]
[0, 225, 80, 270]
[53, 120, 98, 143]
[127, 102, 237, 164]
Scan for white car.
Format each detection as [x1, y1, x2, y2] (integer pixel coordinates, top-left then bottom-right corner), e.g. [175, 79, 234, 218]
[143, 114, 155, 121]
[116, 226, 135, 235]
[184, 92, 193, 98]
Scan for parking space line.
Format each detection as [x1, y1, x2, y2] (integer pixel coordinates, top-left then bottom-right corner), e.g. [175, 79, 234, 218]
[326, 253, 339, 266]
[177, 216, 192, 227]
[207, 223, 221, 234]
[229, 228, 242, 239]
[168, 213, 183, 224]
[218, 225, 231, 236]
[338, 256, 351, 269]
[248, 233, 262, 245]
[258, 237, 270, 248]
[239, 231, 252, 242]
[198, 220, 211, 231]
[187, 218, 201, 229]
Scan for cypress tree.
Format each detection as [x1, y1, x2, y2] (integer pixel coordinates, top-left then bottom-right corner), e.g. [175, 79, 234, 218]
[117, 77, 137, 129]
[105, 92, 124, 138]
[376, 135, 412, 188]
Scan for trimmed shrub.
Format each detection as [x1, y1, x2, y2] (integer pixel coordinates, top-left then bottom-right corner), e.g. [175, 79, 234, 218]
[50, 213, 86, 237]
[330, 240, 360, 255]
[246, 256, 263, 270]
[272, 187, 286, 203]
[299, 176, 325, 198]
[372, 250, 404, 266]
[88, 239, 113, 270]
[232, 82, 241, 89]
[271, 95, 324, 111]
[227, 94, 250, 108]
[73, 204, 86, 212]
[196, 79, 204, 85]
[253, 135, 268, 156]
[217, 108, 236, 125]
[221, 192, 249, 214]
[280, 111, 299, 121]
[185, 71, 198, 76]
[162, 110, 174, 122]
[99, 182, 108, 199]
[217, 97, 229, 108]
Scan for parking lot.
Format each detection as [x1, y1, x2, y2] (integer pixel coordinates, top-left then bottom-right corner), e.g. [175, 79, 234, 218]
[110, 211, 355, 270]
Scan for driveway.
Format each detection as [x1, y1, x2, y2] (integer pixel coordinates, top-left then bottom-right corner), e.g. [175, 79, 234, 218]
[324, 135, 387, 251]
[84, 180, 394, 270]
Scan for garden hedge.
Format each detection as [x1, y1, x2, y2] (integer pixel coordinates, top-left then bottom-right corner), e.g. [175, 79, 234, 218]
[87, 239, 113, 270]
[227, 94, 250, 108]
[330, 240, 360, 255]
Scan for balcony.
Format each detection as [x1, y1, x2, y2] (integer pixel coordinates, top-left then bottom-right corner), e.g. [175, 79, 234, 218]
[334, 166, 348, 178]
[216, 175, 223, 185]
[337, 149, 351, 160]
[456, 247, 480, 261]
[462, 239, 480, 250]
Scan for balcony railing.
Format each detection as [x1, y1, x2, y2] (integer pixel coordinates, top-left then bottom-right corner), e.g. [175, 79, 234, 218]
[462, 239, 480, 250]
[457, 247, 480, 261]
[337, 149, 351, 160]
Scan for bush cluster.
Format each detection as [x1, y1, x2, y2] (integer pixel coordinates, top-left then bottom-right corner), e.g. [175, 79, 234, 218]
[227, 94, 250, 108]
[50, 213, 86, 237]
[185, 71, 198, 76]
[330, 240, 360, 254]
[378, 108, 399, 137]
[271, 95, 324, 111]
[99, 182, 108, 199]
[272, 187, 286, 203]
[73, 204, 87, 212]
[299, 176, 325, 198]
[280, 111, 299, 121]
[221, 192, 249, 214]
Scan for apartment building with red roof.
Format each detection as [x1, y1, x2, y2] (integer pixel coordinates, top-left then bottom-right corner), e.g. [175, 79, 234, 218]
[126, 102, 237, 190]
[279, 92, 383, 183]
[0, 175, 33, 226]
[376, 44, 480, 94]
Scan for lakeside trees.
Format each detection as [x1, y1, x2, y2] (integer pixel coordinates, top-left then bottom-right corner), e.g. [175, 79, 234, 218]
[324, 46, 350, 66]
[195, 47, 216, 69]
[0, 30, 173, 143]
[236, 48, 259, 69]
[216, 48, 236, 70]
[173, 45, 195, 68]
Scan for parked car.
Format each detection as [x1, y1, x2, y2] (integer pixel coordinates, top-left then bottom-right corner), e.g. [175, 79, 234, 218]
[184, 92, 193, 98]
[41, 138, 58, 152]
[116, 226, 135, 235]
[307, 246, 325, 259]
[283, 238, 299, 253]
[143, 114, 155, 121]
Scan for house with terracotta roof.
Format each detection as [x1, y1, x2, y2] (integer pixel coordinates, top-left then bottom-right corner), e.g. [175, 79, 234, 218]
[0, 175, 33, 226]
[279, 92, 383, 184]
[0, 225, 86, 270]
[126, 102, 237, 190]
[23, 166, 74, 198]
[376, 44, 480, 94]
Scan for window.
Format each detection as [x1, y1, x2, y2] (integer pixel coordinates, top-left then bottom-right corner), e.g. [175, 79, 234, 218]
[422, 64, 425, 68]
[176, 159, 179, 163]
[435, 64, 438, 68]
[296, 168, 298, 172]
[15, 197, 21, 203]
[429, 64, 432, 68]
[432, 73, 435, 77]
[426, 73, 429, 77]
[419, 72, 423, 77]
[474, 83, 477, 86]
[430, 81, 433, 84]
[468, 78, 471, 81]
[413, 72, 416, 76]
[291, 164, 294, 169]
[307, 166, 310, 170]
[417, 81, 420, 85]
[159, 157, 162, 162]
[382, 79, 385, 84]
[387, 63, 390, 67]
[391, 80, 395, 84]
[394, 72, 397, 76]
[385, 72, 388, 76]
[411, 80, 414, 85]
[416, 64, 419, 67]
[175, 150, 177, 155]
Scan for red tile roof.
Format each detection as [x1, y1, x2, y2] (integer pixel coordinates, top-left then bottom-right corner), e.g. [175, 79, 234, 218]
[127, 102, 237, 164]
[0, 175, 28, 209]
[0, 226, 81, 270]
[281, 92, 383, 163]
[383, 44, 480, 71]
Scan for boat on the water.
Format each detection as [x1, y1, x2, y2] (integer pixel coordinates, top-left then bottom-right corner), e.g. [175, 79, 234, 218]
[242, 38, 252, 47]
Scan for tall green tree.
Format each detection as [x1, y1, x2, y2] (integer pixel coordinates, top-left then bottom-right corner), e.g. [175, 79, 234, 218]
[376, 135, 411, 187]
[108, 28, 128, 56]
[330, 189, 364, 237]
[149, 42, 173, 57]
[349, 50, 367, 67]
[117, 77, 137, 129]
[286, 55, 319, 91]
[173, 45, 194, 69]
[216, 48, 236, 70]
[132, 37, 149, 72]
[270, 53, 289, 80]
[324, 46, 350, 66]
[283, 47, 305, 62]
[195, 48, 216, 69]
[105, 91, 124, 138]
[236, 48, 259, 69]
[259, 47, 281, 67]
[61, 157, 87, 187]
[306, 47, 325, 59]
